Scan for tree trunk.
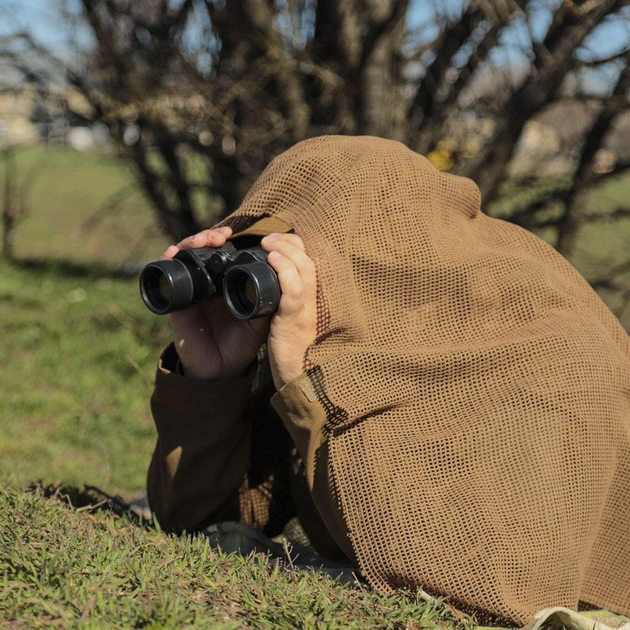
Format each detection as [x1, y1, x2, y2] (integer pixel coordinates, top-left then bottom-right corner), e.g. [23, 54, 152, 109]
[2, 148, 15, 261]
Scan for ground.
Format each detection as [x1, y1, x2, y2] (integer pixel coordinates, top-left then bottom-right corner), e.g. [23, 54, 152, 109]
[2, 484, 473, 629]
[0, 145, 628, 627]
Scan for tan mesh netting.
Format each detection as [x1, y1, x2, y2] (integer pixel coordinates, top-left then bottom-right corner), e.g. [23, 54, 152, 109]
[216, 135, 630, 623]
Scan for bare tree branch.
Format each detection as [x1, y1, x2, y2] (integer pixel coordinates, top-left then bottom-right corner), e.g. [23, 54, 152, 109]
[408, 4, 485, 149]
[3, 0, 628, 320]
[459, 0, 626, 205]
[555, 50, 630, 255]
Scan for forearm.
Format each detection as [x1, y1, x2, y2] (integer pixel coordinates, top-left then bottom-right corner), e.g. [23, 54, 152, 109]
[270, 372, 356, 561]
[147, 343, 257, 533]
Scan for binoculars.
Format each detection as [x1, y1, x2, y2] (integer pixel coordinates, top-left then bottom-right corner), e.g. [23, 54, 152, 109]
[139, 239, 280, 320]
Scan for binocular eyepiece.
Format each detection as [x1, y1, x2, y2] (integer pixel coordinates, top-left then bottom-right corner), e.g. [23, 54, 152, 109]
[139, 240, 280, 320]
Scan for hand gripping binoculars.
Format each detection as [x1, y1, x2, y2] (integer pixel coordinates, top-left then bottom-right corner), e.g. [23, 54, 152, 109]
[139, 239, 280, 320]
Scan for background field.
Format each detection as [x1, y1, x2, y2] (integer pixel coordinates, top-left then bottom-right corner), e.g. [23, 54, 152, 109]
[1, 146, 629, 627]
[1, 146, 170, 494]
[8, 145, 168, 266]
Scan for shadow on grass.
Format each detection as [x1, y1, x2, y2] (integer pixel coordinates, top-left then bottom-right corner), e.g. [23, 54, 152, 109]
[9, 256, 143, 280]
[29, 481, 152, 527]
[27, 482, 366, 587]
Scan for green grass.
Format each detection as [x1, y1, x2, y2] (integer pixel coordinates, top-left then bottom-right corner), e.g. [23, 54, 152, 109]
[1, 484, 469, 629]
[0, 146, 628, 627]
[0, 146, 171, 493]
[0, 259, 169, 493]
[489, 173, 630, 329]
[8, 145, 169, 265]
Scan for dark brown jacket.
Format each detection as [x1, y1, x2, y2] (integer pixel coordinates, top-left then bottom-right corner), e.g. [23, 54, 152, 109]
[147, 342, 354, 563]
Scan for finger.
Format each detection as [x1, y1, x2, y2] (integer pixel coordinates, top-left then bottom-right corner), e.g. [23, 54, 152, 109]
[177, 227, 231, 250]
[261, 235, 313, 279]
[261, 232, 306, 252]
[266, 251, 305, 318]
[261, 236, 316, 300]
[176, 229, 224, 249]
[159, 245, 179, 261]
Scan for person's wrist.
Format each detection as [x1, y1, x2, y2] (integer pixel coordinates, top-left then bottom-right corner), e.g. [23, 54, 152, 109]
[176, 358, 212, 380]
[269, 351, 308, 391]
[177, 356, 256, 382]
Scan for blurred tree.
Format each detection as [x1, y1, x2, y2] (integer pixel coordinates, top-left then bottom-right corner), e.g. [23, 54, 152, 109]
[0, 143, 44, 261]
[2, 0, 629, 261]
[0, 145, 22, 260]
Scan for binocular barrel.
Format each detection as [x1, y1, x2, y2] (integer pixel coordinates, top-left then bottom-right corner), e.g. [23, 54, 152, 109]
[139, 243, 281, 320]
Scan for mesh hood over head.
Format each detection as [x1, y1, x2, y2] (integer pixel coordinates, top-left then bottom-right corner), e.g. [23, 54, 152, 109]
[217, 135, 630, 623]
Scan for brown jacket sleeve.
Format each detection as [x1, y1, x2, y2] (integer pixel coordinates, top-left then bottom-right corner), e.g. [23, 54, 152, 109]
[271, 373, 356, 562]
[147, 343, 257, 533]
[147, 342, 353, 561]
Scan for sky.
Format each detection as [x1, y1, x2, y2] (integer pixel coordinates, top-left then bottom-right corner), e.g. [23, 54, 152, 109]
[1, 0, 628, 91]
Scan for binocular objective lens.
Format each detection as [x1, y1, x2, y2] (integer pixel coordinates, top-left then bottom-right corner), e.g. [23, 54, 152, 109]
[223, 261, 280, 320]
[142, 267, 171, 311]
[139, 257, 200, 315]
[158, 273, 172, 303]
[244, 276, 257, 310]
[224, 268, 260, 318]
[230, 272, 257, 312]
